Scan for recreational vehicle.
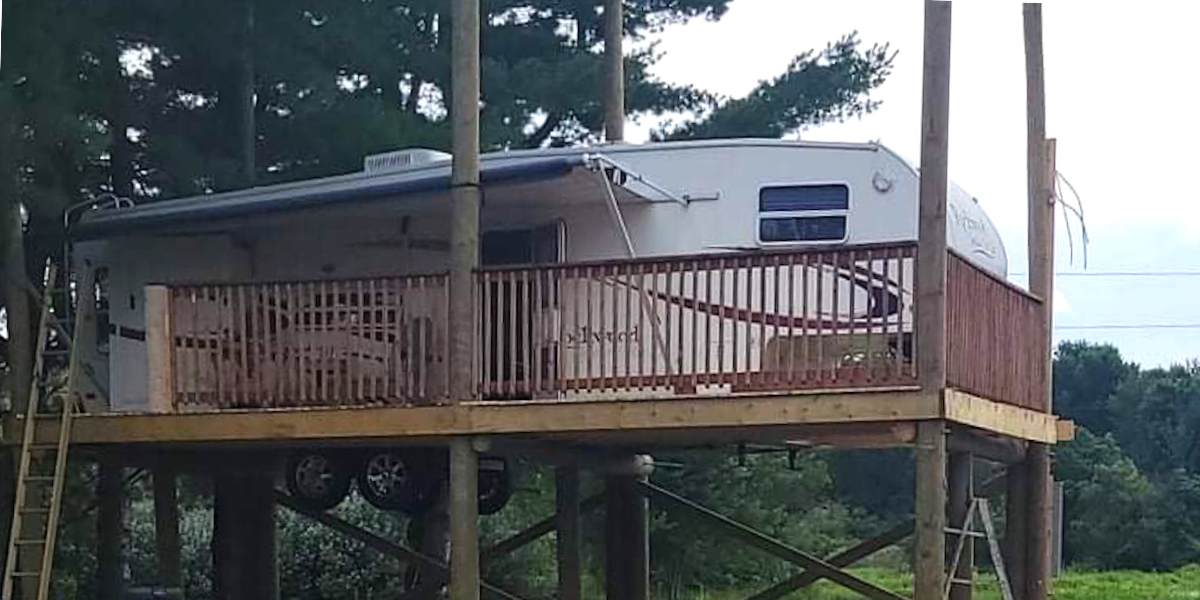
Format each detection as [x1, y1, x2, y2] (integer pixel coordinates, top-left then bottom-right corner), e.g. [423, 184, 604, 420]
[68, 139, 1015, 512]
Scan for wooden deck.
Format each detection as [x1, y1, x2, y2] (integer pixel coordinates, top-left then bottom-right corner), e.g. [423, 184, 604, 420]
[3, 388, 1065, 449]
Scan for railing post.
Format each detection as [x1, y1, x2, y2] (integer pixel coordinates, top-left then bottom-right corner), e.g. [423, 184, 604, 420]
[448, 0, 482, 403]
[916, 0, 952, 394]
[145, 285, 176, 413]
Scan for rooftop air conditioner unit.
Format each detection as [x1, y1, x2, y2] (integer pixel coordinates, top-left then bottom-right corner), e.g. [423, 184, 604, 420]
[363, 148, 451, 173]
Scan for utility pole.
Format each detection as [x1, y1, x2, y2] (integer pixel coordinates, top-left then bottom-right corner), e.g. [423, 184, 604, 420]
[1023, 5, 1055, 600]
[913, 2, 952, 600]
[603, 0, 624, 142]
[447, 0, 483, 597]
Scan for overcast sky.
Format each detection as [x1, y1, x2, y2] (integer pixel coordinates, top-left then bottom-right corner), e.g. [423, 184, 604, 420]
[635, 0, 1200, 368]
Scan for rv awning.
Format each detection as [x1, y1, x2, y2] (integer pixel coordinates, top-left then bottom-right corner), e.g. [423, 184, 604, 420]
[71, 154, 661, 240]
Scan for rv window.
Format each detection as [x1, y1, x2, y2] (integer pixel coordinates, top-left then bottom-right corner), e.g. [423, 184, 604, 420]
[759, 217, 846, 242]
[759, 185, 848, 212]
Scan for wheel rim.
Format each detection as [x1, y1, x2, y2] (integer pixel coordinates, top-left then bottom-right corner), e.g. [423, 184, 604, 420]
[479, 475, 500, 503]
[294, 455, 335, 498]
[365, 453, 408, 498]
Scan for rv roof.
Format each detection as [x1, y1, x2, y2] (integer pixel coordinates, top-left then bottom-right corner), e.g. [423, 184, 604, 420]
[71, 138, 885, 240]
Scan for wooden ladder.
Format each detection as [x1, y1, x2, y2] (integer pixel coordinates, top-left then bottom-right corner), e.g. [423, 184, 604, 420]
[3, 262, 81, 600]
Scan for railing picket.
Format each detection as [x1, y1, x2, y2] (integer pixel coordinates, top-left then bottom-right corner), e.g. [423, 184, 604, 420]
[787, 253, 797, 385]
[533, 270, 543, 395]
[522, 269, 532, 396]
[811, 254, 821, 382]
[739, 256, 748, 391]
[624, 264, 634, 391]
[573, 266, 582, 392]
[864, 250, 875, 382]
[690, 260, 700, 391]
[598, 266, 607, 389]
[612, 265, 621, 391]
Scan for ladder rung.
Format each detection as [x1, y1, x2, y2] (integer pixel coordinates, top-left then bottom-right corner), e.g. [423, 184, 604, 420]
[24, 475, 55, 483]
[15, 539, 46, 546]
[32, 412, 63, 419]
[12, 571, 41, 577]
[28, 443, 59, 451]
[20, 507, 50, 515]
[944, 527, 986, 539]
[949, 578, 974, 586]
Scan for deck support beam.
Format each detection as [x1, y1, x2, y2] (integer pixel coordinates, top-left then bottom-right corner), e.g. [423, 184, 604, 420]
[605, 472, 649, 600]
[948, 452, 975, 600]
[556, 467, 583, 600]
[449, 438, 480, 600]
[914, 421, 948, 600]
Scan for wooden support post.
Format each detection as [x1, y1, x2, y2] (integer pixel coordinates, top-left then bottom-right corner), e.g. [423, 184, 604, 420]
[213, 473, 278, 600]
[555, 467, 583, 600]
[914, 1, 951, 593]
[1024, 5, 1055, 600]
[948, 452, 975, 600]
[914, 421, 948, 600]
[97, 454, 125, 600]
[154, 468, 184, 595]
[449, 439, 480, 600]
[603, 0, 625, 142]
[1004, 461, 1029, 595]
[448, 0, 482, 402]
[916, 0, 952, 391]
[605, 474, 648, 600]
[145, 285, 176, 413]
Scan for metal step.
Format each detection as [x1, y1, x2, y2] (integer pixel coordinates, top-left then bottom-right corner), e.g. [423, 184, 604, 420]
[23, 476, 55, 484]
[14, 539, 46, 546]
[12, 571, 41, 578]
[19, 508, 49, 515]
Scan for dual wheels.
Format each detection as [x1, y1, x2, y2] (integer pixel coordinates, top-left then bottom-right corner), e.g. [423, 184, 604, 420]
[286, 449, 513, 516]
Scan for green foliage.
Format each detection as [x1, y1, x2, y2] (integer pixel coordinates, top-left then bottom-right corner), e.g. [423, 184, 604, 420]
[658, 34, 895, 141]
[1051, 341, 1200, 570]
[650, 450, 861, 593]
[1053, 341, 1136, 435]
[1110, 362, 1200, 475]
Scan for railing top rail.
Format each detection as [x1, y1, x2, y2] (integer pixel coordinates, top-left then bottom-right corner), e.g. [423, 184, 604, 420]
[161, 270, 451, 290]
[477, 241, 919, 274]
[947, 250, 1044, 305]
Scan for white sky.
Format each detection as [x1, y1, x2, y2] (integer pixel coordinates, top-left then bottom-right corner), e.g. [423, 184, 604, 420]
[637, 0, 1200, 367]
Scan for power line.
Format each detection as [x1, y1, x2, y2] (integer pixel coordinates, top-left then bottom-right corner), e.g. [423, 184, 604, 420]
[1056, 323, 1200, 331]
[1011, 271, 1200, 278]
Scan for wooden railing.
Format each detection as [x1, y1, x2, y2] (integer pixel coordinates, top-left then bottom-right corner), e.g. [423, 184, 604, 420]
[147, 244, 1046, 412]
[478, 244, 919, 399]
[157, 275, 449, 409]
[946, 252, 1047, 411]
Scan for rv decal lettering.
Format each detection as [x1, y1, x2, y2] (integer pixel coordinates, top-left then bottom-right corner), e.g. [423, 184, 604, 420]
[565, 326, 641, 350]
[949, 202, 1001, 259]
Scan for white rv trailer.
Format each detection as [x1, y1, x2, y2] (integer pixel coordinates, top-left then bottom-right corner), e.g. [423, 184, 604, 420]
[71, 139, 1007, 411]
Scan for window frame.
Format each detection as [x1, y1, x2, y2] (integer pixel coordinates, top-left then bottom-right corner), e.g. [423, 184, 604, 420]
[756, 183, 851, 245]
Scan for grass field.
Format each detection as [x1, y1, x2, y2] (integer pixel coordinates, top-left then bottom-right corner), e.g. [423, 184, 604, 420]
[676, 566, 1200, 600]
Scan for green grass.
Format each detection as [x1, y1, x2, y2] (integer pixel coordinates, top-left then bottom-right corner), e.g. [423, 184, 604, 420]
[674, 565, 1200, 600]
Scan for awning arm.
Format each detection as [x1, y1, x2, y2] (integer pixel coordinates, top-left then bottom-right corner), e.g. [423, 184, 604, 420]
[584, 153, 690, 206]
[596, 164, 637, 258]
